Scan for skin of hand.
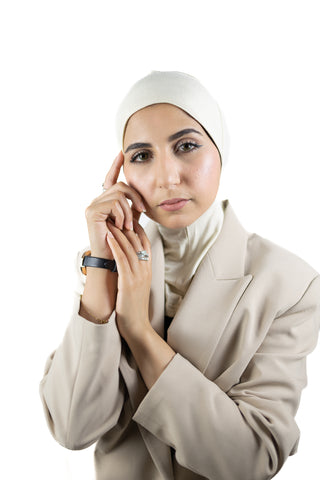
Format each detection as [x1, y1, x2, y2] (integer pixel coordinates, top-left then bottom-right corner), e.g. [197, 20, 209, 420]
[106, 219, 176, 389]
[106, 219, 152, 338]
[79, 151, 146, 323]
[85, 151, 147, 258]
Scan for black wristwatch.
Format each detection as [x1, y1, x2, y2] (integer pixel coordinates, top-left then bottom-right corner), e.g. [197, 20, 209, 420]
[81, 251, 117, 274]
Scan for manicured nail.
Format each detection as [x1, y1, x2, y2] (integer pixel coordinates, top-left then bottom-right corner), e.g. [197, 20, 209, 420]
[107, 229, 114, 238]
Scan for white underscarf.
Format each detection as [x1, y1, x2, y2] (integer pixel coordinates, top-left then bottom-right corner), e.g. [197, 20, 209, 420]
[157, 199, 225, 317]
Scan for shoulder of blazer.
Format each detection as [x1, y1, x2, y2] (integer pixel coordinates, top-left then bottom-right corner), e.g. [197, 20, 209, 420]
[144, 199, 319, 280]
[244, 230, 319, 313]
[144, 200, 320, 313]
[246, 231, 318, 279]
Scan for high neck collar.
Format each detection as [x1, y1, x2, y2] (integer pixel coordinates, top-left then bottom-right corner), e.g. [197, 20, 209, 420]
[157, 199, 225, 317]
[158, 199, 224, 249]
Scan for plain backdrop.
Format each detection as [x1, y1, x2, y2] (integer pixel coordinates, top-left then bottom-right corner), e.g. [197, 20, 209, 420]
[1, 1, 319, 478]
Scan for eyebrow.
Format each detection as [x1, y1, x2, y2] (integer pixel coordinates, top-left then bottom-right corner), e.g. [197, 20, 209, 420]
[124, 128, 203, 153]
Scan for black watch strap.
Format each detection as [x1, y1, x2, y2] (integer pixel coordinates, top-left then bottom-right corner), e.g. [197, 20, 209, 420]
[82, 255, 117, 273]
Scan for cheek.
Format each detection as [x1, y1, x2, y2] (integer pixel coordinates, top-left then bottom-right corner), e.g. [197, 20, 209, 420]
[124, 166, 150, 198]
[191, 155, 220, 186]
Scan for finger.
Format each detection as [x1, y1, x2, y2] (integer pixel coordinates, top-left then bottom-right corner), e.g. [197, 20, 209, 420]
[93, 192, 134, 230]
[109, 200, 126, 230]
[108, 223, 140, 271]
[122, 228, 143, 254]
[87, 197, 125, 230]
[132, 219, 151, 255]
[100, 182, 146, 215]
[132, 207, 141, 223]
[106, 230, 131, 276]
[103, 151, 124, 189]
[112, 191, 145, 230]
[104, 195, 133, 230]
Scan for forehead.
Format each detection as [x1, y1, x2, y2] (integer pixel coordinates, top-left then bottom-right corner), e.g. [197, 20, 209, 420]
[123, 103, 204, 145]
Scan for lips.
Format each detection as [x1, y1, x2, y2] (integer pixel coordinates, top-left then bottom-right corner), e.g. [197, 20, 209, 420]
[160, 198, 187, 205]
[158, 198, 190, 212]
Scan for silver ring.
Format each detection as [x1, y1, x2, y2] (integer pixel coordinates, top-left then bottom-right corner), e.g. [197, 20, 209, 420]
[136, 250, 149, 261]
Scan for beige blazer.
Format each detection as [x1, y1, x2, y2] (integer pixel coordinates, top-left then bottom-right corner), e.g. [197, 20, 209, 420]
[40, 200, 320, 480]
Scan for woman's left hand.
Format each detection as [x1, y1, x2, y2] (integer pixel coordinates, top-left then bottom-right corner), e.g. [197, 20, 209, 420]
[106, 219, 152, 341]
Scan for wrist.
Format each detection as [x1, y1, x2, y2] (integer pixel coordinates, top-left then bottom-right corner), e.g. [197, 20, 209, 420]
[81, 250, 117, 274]
[121, 319, 153, 345]
[90, 249, 114, 259]
[79, 299, 111, 324]
[124, 325, 176, 389]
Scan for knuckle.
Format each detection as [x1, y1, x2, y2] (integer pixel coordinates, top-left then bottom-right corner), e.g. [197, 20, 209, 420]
[105, 183, 118, 194]
[85, 205, 94, 220]
[111, 198, 120, 208]
[113, 190, 125, 201]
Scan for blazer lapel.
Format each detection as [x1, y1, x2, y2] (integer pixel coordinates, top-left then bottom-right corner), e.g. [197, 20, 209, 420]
[154, 200, 253, 373]
[120, 201, 252, 478]
[147, 220, 166, 337]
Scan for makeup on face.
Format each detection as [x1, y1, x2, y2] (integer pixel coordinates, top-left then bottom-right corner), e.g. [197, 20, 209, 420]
[123, 104, 221, 229]
[158, 198, 191, 212]
[124, 128, 204, 155]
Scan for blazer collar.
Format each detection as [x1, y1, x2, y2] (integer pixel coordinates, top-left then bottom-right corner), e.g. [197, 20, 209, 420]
[208, 199, 249, 279]
[146, 199, 253, 372]
[146, 198, 249, 282]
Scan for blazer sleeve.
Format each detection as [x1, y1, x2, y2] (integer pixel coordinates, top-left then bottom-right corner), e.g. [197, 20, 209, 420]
[39, 251, 125, 450]
[132, 274, 320, 480]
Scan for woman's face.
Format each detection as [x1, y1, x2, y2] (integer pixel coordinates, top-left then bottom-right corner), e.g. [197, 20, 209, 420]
[123, 103, 221, 229]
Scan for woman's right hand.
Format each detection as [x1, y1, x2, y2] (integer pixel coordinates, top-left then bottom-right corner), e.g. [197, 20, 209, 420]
[85, 151, 146, 259]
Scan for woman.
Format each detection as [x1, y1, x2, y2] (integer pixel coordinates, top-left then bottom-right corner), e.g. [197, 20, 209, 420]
[40, 70, 320, 480]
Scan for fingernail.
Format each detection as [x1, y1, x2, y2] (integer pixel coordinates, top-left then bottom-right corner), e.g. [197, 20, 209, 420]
[107, 229, 114, 238]
[140, 203, 146, 212]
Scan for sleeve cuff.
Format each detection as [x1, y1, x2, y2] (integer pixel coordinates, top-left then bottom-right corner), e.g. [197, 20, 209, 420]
[132, 353, 222, 438]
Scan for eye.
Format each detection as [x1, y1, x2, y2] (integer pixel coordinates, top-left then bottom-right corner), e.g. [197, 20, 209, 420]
[176, 141, 201, 153]
[130, 150, 151, 163]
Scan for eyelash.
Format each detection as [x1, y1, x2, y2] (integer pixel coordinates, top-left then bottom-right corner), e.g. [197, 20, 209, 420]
[129, 140, 201, 164]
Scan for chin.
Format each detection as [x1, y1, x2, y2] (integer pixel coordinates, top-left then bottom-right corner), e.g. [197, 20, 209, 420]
[149, 212, 197, 229]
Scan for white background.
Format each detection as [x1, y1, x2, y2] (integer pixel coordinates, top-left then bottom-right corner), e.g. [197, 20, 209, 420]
[1, 0, 319, 478]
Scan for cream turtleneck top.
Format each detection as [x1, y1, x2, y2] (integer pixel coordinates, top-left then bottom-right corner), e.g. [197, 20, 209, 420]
[157, 199, 225, 317]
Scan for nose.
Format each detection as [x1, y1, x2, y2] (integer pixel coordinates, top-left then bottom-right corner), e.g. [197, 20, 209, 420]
[155, 153, 181, 188]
